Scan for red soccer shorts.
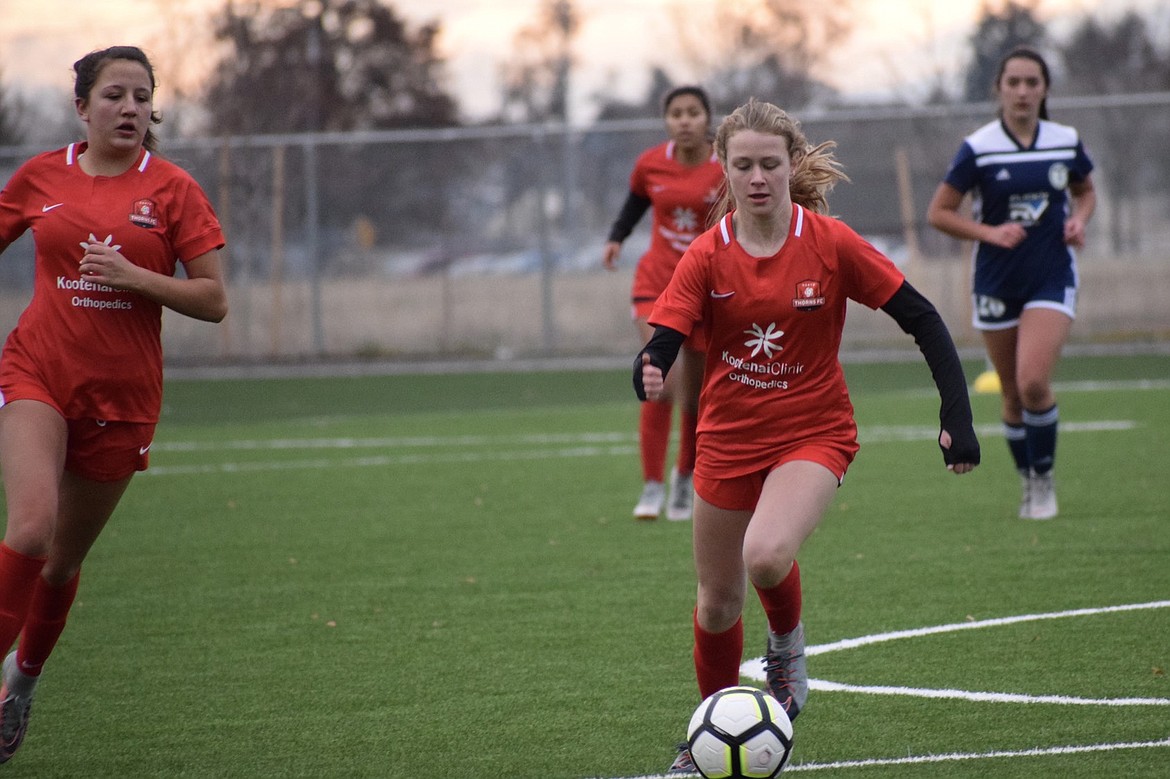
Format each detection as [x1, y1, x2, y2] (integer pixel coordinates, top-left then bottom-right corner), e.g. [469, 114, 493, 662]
[694, 440, 856, 511]
[1, 371, 154, 482]
[64, 417, 155, 482]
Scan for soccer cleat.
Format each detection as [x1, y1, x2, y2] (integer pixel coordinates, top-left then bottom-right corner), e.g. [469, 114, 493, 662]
[764, 621, 808, 720]
[1025, 470, 1057, 520]
[633, 480, 665, 520]
[665, 469, 694, 522]
[668, 741, 697, 775]
[1017, 470, 1033, 519]
[0, 653, 35, 764]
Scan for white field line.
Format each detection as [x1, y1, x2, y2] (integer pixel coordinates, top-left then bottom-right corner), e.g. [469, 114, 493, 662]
[146, 444, 639, 476]
[152, 431, 635, 452]
[594, 737, 1170, 779]
[1056, 378, 1170, 392]
[804, 680, 1170, 707]
[782, 737, 1170, 772]
[740, 600, 1170, 707]
[605, 602, 1170, 779]
[146, 419, 1136, 476]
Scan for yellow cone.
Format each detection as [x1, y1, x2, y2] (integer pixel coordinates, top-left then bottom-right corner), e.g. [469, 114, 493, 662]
[973, 369, 1001, 394]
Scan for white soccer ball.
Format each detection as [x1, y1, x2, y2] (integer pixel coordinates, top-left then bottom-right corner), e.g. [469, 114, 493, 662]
[686, 686, 794, 778]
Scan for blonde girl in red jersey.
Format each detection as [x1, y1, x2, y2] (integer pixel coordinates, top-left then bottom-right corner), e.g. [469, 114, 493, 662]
[633, 99, 980, 774]
[603, 86, 724, 521]
[0, 46, 227, 762]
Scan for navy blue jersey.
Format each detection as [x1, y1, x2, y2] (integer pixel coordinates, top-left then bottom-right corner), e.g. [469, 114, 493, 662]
[943, 119, 1093, 300]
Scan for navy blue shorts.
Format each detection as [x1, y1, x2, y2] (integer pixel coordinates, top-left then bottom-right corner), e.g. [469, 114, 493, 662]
[971, 280, 1077, 331]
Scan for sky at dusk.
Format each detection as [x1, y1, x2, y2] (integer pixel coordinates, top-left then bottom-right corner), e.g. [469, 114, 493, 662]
[0, 0, 1164, 125]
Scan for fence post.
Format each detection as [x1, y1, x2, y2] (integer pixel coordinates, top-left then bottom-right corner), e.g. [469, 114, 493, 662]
[270, 144, 286, 358]
[536, 124, 557, 354]
[303, 137, 325, 356]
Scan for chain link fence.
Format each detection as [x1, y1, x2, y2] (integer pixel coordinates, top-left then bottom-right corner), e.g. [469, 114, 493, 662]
[3, 94, 1169, 366]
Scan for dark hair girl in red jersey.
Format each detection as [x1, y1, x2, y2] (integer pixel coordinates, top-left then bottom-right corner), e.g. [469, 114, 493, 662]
[0, 46, 227, 762]
[604, 85, 724, 522]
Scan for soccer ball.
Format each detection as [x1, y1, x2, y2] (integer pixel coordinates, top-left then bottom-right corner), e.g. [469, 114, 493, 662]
[686, 686, 794, 778]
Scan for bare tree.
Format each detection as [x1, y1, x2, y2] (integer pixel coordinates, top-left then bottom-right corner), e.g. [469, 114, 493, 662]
[667, 0, 853, 112]
[0, 65, 25, 146]
[205, 0, 457, 134]
[592, 67, 676, 122]
[145, 0, 220, 137]
[199, 0, 464, 282]
[1057, 11, 1170, 252]
[961, 0, 1047, 102]
[498, 0, 581, 124]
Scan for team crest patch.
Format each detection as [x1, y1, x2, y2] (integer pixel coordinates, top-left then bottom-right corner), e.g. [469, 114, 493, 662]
[129, 198, 159, 228]
[793, 280, 825, 311]
[1048, 162, 1069, 191]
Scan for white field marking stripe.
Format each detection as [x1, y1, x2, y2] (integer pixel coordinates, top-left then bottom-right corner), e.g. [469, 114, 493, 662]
[806, 679, 1170, 706]
[145, 444, 639, 476]
[891, 376, 1170, 399]
[153, 431, 635, 452]
[740, 600, 1170, 706]
[154, 419, 1134, 455]
[861, 419, 1135, 442]
[805, 599, 1170, 656]
[1056, 378, 1170, 392]
[592, 738, 1170, 779]
[781, 737, 1170, 772]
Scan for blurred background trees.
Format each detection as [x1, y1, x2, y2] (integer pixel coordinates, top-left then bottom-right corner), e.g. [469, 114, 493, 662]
[0, 65, 23, 146]
[1, 0, 1168, 136]
[205, 0, 458, 134]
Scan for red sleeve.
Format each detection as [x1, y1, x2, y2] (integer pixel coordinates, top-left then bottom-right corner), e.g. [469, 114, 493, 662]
[0, 163, 31, 244]
[627, 145, 656, 200]
[170, 175, 225, 263]
[835, 220, 904, 309]
[648, 230, 712, 334]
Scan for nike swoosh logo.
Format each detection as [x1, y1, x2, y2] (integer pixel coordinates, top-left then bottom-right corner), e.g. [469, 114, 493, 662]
[710, 290, 735, 299]
[42, 203, 64, 212]
[139, 444, 153, 455]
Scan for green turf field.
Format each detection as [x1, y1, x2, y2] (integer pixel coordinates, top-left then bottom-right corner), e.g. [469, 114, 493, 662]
[2, 353, 1167, 777]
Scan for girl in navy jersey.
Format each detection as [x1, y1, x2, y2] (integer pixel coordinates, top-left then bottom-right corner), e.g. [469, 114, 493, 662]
[0, 46, 227, 762]
[603, 86, 724, 521]
[633, 99, 979, 774]
[927, 46, 1096, 520]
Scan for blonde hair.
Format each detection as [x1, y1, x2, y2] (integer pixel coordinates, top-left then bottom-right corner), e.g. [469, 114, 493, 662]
[712, 98, 847, 218]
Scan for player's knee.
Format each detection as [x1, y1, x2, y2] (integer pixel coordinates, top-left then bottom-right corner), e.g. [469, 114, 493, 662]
[3, 503, 57, 556]
[1017, 376, 1051, 408]
[743, 544, 796, 589]
[695, 589, 745, 632]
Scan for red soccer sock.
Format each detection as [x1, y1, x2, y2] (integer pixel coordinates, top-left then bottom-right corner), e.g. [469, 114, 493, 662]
[639, 400, 672, 482]
[693, 610, 744, 700]
[0, 543, 47, 655]
[16, 571, 80, 677]
[677, 409, 698, 475]
[754, 560, 802, 636]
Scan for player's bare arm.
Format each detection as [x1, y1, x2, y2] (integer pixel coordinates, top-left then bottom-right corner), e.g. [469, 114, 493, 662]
[79, 243, 227, 322]
[926, 183, 1025, 249]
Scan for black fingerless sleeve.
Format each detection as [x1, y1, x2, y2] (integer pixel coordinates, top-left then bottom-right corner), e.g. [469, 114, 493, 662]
[607, 192, 652, 243]
[632, 326, 686, 401]
[881, 281, 981, 466]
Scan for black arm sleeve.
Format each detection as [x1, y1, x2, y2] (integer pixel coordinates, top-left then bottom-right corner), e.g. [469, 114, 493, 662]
[632, 326, 686, 401]
[881, 281, 981, 466]
[607, 192, 652, 244]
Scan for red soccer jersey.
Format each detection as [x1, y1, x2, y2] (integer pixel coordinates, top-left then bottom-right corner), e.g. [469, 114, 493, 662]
[650, 206, 905, 478]
[628, 141, 724, 302]
[0, 143, 225, 422]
